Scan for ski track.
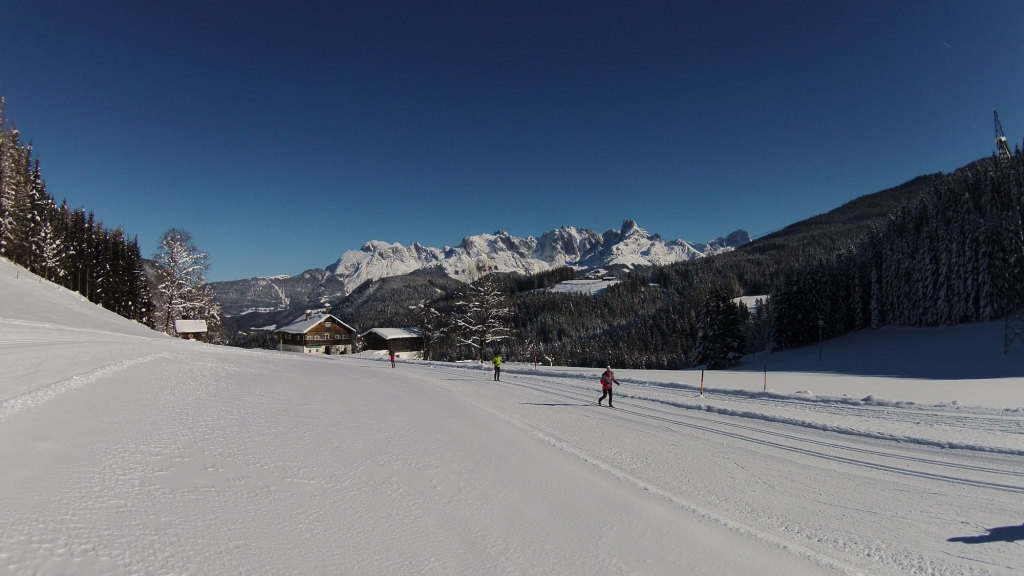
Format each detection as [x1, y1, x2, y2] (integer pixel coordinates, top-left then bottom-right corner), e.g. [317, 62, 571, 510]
[0, 318, 154, 342]
[0, 354, 166, 423]
[444, 375, 869, 576]
[434, 363, 1024, 489]
[412, 360, 1024, 576]
[437, 362, 1024, 454]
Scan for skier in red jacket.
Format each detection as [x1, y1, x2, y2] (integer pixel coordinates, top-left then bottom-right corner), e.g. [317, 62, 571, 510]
[597, 366, 619, 407]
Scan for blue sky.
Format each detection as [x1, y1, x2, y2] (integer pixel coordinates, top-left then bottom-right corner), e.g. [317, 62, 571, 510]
[2, 1, 1023, 281]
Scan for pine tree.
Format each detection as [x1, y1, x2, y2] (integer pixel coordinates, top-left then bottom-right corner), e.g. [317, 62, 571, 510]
[35, 205, 64, 282]
[0, 128, 31, 266]
[122, 236, 153, 325]
[411, 301, 445, 361]
[695, 290, 745, 369]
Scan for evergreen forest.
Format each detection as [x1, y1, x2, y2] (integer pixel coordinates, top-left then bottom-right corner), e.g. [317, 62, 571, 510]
[0, 100, 153, 324]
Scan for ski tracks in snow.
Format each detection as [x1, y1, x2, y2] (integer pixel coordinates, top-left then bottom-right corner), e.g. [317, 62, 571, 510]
[418, 361, 1024, 576]
[449, 382, 869, 576]
[0, 353, 166, 423]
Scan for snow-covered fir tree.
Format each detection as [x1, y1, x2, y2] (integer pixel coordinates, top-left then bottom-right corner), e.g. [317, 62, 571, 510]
[453, 275, 512, 362]
[411, 301, 446, 361]
[694, 290, 745, 369]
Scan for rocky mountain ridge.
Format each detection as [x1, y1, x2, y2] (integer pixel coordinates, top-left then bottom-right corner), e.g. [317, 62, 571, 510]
[326, 220, 747, 291]
[213, 220, 748, 320]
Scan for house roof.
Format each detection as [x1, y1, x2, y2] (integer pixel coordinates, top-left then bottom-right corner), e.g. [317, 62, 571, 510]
[360, 327, 422, 340]
[174, 319, 208, 333]
[276, 313, 356, 335]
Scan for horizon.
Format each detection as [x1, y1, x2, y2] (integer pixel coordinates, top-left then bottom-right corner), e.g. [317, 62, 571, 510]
[2, 1, 1022, 281]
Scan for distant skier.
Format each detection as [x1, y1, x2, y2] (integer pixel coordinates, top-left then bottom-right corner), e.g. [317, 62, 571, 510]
[390, 350, 396, 368]
[492, 353, 502, 381]
[597, 366, 619, 407]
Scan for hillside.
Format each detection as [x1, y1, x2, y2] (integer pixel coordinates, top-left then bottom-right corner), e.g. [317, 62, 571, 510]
[649, 168, 951, 301]
[741, 173, 937, 257]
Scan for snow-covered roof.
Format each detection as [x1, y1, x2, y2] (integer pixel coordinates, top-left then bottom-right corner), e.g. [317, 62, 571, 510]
[173, 319, 208, 333]
[276, 313, 355, 335]
[360, 327, 422, 340]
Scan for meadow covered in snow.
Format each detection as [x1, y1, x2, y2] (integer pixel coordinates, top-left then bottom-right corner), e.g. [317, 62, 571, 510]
[2, 256, 1023, 575]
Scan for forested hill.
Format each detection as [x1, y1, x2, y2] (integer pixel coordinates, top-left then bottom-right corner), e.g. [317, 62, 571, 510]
[660, 169, 950, 298]
[500, 156, 1017, 369]
[769, 153, 1024, 352]
[743, 173, 938, 258]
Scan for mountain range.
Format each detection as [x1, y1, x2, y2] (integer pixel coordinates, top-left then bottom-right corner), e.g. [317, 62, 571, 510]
[212, 220, 749, 321]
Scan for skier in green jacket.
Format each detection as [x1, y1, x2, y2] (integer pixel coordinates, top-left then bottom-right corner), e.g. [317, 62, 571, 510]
[492, 353, 502, 381]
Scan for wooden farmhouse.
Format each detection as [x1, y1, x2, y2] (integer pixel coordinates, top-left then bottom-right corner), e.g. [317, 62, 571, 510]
[173, 319, 208, 341]
[360, 327, 424, 354]
[275, 311, 357, 355]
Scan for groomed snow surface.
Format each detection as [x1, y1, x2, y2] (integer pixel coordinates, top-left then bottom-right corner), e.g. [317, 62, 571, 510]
[2, 257, 1023, 575]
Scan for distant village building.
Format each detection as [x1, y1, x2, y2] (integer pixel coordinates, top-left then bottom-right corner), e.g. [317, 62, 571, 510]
[360, 327, 424, 354]
[275, 310, 357, 354]
[173, 319, 208, 340]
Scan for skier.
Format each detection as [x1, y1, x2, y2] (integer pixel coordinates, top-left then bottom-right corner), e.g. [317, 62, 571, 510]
[492, 353, 502, 381]
[597, 366, 619, 407]
[389, 350, 396, 368]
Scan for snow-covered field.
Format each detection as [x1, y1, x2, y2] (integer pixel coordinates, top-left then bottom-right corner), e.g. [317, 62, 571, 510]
[2, 257, 1023, 575]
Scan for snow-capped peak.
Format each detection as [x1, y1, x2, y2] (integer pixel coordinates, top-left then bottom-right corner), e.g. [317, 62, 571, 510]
[324, 221, 747, 294]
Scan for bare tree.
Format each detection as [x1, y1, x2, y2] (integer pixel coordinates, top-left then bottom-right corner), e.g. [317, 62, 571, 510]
[153, 228, 220, 336]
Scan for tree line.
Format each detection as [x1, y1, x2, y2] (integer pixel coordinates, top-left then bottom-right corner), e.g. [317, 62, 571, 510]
[0, 99, 220, 338]
[0, 100, 153, 324]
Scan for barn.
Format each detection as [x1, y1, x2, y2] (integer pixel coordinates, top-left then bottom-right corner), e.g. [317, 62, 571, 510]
[360, 327, 423, 354]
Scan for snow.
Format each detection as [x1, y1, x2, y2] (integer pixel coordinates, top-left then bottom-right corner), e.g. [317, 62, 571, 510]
[548, 278, 619, 295]
[173, 319, 208, 333]
[276, 312, 355, 335]
[2, 256, 1024, 575]
[361, 327, 421, 339]
[733, 294, 766, 311]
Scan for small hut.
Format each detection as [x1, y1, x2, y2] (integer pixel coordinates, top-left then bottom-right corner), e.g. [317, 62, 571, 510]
[173, 319, 208, 341]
